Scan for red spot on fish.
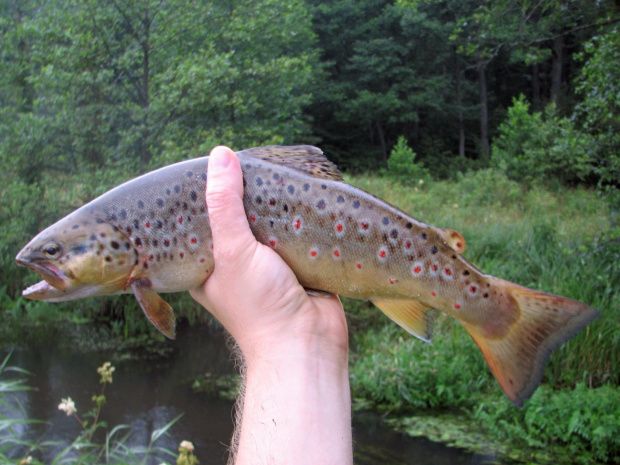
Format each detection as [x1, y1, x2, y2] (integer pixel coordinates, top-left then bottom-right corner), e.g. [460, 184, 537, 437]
[379, 250, 386, 258]
[444, 267, 452, 277]
[200, 258, 205, 263]
[310, 250, 318, 257]
[432, 264, 438, 272]
[269, 239, 276, 247]
[456, 241, 463, 249]
[145, 222, 151, 228]
[336, 223, 343, 232]
[149, 254, 154, 261]
[190, 237, 197, 244]
[356, 263, 362, 269]
[294, 218, 301, 230]
[361, 222, 369, 230]
[178, 216, 183, 224]
[431, 291, 437, 297]
[414, 265, 422, 274]
[389, 278, 397, 284]
[454, 303, 461, 310]
[469, 285, 477, 294]
[333, 249, 341, 258]
[249, 214, 256, 223]
[405, 240, 412, 249]
[269, 198, 276, 206]
[163, 239, 170, 247]
[180, 252, 184, 259]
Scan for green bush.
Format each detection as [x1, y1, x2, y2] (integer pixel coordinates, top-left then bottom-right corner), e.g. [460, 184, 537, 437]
[382, 136, 430, 184]
[474, 383, 620, 464]
[492, 95, 594, 186]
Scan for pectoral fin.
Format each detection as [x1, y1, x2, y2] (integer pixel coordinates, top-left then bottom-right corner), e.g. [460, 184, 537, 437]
[131, 279, 176, 339]
[372, 298, 437, 342]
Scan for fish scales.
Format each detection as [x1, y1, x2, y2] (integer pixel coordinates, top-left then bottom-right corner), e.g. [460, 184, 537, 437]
[16, 145, 599, 406]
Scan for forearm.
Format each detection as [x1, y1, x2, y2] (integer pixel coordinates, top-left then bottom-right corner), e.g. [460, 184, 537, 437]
[234, 337, 353, 465]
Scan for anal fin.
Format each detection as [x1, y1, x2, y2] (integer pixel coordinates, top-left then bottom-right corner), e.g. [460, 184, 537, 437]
[131, 279, 176, 339]
[372, 298, 437, 342]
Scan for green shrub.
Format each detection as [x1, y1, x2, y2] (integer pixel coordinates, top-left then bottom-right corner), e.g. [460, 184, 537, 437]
[492, 95, 594, 186]
[382, 136, 429, 184]
[474, 383, 620, 464]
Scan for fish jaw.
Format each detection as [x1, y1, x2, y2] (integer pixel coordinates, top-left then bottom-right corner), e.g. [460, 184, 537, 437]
[15, 257, 70, 300]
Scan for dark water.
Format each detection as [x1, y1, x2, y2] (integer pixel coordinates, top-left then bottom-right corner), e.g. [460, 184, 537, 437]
[3, 325, 501, 464]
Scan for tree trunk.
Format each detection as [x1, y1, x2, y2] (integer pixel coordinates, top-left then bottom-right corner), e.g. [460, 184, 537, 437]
[551, 35, 564, 104]
[140, 8, 152, 167]
[456, 54, 465, 158]
[532, 62, 541, 111]
[376, 121, 388, 163]
[477, 58, 489, 160]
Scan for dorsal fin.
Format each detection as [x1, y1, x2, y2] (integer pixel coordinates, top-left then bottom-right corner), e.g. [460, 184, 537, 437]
[438, 228, 466, 254]
[237, 145, 343, 182]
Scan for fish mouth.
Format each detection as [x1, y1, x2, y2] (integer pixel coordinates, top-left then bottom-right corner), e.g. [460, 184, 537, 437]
[15, 258, 69, 299]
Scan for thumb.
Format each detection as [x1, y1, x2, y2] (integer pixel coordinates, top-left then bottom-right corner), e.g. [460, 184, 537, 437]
[206, 146, 255, 256]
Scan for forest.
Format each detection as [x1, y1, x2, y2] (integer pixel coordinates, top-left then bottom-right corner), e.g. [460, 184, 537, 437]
[0, 0, 619, 464]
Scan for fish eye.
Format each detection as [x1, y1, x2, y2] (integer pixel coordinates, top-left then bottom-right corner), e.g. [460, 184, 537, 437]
[42, 243, 62, 258]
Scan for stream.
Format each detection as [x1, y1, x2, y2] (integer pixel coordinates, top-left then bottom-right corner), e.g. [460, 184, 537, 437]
[3, 324, 502, 464]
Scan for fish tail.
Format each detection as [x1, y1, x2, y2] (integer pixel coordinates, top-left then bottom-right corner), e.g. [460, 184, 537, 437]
[461, 277, 599, 406]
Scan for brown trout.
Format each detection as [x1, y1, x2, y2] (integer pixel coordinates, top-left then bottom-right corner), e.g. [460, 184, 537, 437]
[15, 146, 598, 406]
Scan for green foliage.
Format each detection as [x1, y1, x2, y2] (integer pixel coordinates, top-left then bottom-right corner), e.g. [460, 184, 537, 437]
[474, 383, 620, 464]
[382, 136, 429, 184]
[491, 95, 594, 186]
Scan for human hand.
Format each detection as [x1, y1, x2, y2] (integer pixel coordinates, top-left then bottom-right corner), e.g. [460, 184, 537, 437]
[190, 146, 353, 464]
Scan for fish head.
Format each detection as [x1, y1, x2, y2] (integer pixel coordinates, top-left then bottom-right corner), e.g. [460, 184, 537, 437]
[15, 216, 136, 301]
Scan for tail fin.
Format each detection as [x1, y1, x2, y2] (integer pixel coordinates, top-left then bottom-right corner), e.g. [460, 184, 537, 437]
[461, 277, 599, 406]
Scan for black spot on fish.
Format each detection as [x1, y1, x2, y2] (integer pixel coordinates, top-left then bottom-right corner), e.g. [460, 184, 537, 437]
[105, 256, 112, 263]
[483, 293, 489, 298]
[256, 177, 263, 186]
[283, 204, 289, 212]
[452, 254, 457, 260]
[430, 245, 438, 254]
[164, 239, 170, 247]
[133, 219, 139, 229]
[303, 183, 310, 191]
[183, 202, 188, 211]
[269, 198, 276, 206]
[273, 173, 280, 181]
[201, 173, 207, 181]
[382, 217, 389, 225]
[255, 196, 263, 204]
[321, 184, 327, 190]
[125, 242, 131, 250]
[110, 241, 120, 250]
[135, 237, 142, 247]
[156, 198, 164, 207]
[96, 218, 105, 224]
[317, 199, 326, 210]
[138, 200, 145, 209]
[90, 234, 96, 241]
[245, 163, 252, 169]
[72, 224, 79, 230]
[463, 270, 470, 276]
[156, 220, 163, 229]
[270, 220, 275, 228]
[174, 185, 181, 193]
[70, 245, 87, 255]
[406, 222, 413, 229]
[100, 233, 106, 238]
[152, 240, 158, 247]
[166, 188, 171, 195]
[390, 229, 398, 239]
[421, 233, 427, 240]
[353, 200, 360, 209]
[120, 210, 127, 220]
[143, 261, 149, 269]
[173, 237, 178, 246]
[288, 185, 295, 195]
[337, 195, 345, 203]
[186, 171, 193, 177]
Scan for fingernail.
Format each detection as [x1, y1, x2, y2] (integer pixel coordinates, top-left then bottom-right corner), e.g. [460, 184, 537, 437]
[209, 148, 231, 171]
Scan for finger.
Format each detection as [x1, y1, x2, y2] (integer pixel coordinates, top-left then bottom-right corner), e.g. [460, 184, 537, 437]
[206, 146, 256, 259]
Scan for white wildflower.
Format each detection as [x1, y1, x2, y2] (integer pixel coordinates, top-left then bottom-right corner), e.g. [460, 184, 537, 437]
[58, 397, 77, 416]
[97, 361, 115, 384]
[179, 440, 195, 452]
